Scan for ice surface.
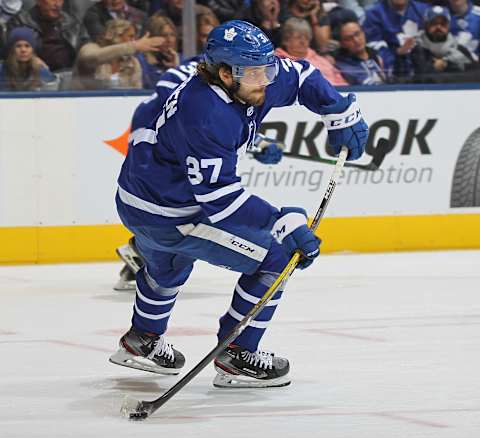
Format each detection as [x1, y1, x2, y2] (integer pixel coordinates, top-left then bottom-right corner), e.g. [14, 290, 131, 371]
[1, 250, 479, 437]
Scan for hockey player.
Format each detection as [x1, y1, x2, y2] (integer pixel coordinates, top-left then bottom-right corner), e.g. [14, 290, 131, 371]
[109, 20, 368, 388]
[114, 55, 286, 291]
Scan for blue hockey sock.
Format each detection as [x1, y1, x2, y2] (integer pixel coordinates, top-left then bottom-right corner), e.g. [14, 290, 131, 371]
[132, 267, 179, 334]
[217, 272, 284, 352]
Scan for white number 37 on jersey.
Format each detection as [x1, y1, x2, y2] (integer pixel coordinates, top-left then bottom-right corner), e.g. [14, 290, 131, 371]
[186, 156, 223, 185]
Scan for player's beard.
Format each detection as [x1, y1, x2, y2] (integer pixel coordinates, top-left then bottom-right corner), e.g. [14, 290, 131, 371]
[234, 84, 266, 107]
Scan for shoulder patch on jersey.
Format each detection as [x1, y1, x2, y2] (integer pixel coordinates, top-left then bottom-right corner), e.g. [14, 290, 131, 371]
[473, 5, 480, 15]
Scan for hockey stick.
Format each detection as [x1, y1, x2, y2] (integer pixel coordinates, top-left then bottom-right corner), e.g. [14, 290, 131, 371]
[121, 146, 349, 421]
[250, 138, 388, 170]
[282, 138, 389, 171]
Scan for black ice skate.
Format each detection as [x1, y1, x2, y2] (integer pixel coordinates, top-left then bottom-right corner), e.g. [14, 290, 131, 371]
[109, 327, 185, 375]
[213, 344, 291, 388]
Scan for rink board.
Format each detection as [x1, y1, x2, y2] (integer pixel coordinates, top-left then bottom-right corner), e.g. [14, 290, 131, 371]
[1, 88, 480, 263]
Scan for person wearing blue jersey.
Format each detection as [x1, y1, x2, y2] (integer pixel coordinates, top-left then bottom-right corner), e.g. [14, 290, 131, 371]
[448, 0, 480, 57]
[363, 0, 428, 79]
[113, 54, 285, 291]
[109, 20, 369, 388]
[334, 20, 386, 85]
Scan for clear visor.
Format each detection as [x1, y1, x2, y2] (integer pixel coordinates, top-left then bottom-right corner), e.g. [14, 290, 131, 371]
[232, 61, 279, 86]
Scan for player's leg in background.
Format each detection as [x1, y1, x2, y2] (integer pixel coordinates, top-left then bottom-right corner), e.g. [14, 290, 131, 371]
[113, 237, 145, 291]
[109, 239, 195, 375]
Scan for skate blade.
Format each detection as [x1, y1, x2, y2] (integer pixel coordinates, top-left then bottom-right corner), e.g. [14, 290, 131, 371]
[116, 245, 142, 273]
[113, 278, 136, 292]
[213, 367, 291, 389]
[109, 348, 180, 375]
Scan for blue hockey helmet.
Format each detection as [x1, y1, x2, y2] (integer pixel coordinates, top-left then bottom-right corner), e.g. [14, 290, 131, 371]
[205, 20, 278, 86]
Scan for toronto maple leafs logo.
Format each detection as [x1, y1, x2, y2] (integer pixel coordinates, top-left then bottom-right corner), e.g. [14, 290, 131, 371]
[396, 20, 419, 46]
[224, 28, 237, 42]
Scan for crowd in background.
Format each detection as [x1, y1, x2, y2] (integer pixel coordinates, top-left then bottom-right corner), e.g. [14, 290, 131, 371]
[0, 0, 480, 91]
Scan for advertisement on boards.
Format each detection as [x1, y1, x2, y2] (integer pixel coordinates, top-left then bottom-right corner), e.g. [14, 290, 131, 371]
[1, 89, 480, 229]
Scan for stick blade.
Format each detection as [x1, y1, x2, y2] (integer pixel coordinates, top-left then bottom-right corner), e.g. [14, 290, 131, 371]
[120, 396, 150, 421]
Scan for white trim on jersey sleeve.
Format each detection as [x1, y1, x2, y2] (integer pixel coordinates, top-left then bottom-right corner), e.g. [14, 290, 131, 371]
[166, 68, 188, 81]
[118, 186, 201, 217]
[208, 191, 251, 223]
[128, 128, 157, 146]
[298, 63, 316, 88]
[156, 80, 179, 89]
[291, 60, 303, 75]
[193, 182, 243, 203]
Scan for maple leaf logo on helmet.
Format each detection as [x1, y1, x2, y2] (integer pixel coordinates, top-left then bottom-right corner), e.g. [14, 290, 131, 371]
[224, 28, 237, 41]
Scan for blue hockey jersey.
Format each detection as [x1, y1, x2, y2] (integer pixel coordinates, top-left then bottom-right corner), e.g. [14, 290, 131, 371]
[334, 48, 385, 85]
[117, 57, 346, 263]
[449, 3, 480, 57]
[363, 0, 428, 74]
[131, 56, 202, 129]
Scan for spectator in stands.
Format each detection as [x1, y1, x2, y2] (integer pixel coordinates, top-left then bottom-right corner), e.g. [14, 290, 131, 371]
[244, 0, 282, 47]
[204, 0, 249, 23]
[23, 0, 92, 20]
[363, 0, 428, 79]
[136, 13, 180, 88]
[411, 5, 477, 82]
[281, 0, 331, 52]
[196, 9, 218, 52]
[150, 0, 182, 31]
[7, 0, 89, 72]
[448, 0, 480, 57]
[73, 18, 165, 90]
[1, 1, 24, 59]
[334, 19, 386, 84]
[275, 17, 348, 85]
[337, 0, 367, 22]
[83, 0, 146, 41]
[128, 0, 151, 12]
[151, 0, 217, 51]
[0, 26, 57, 90]
[62, 0, 97, 23]
[1, 1, 22, 21]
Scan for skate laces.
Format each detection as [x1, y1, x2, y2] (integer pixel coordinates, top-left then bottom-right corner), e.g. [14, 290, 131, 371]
[147, 336, 175, 362]
[241, 349, 273, 370]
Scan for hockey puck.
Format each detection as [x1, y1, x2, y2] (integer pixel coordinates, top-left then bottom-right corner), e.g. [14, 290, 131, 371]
[129, 411, 149, 421]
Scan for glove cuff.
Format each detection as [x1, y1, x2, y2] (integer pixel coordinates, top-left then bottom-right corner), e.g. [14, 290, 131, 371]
[271, 212, 307, 243]
[322, 100, 362, 131]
